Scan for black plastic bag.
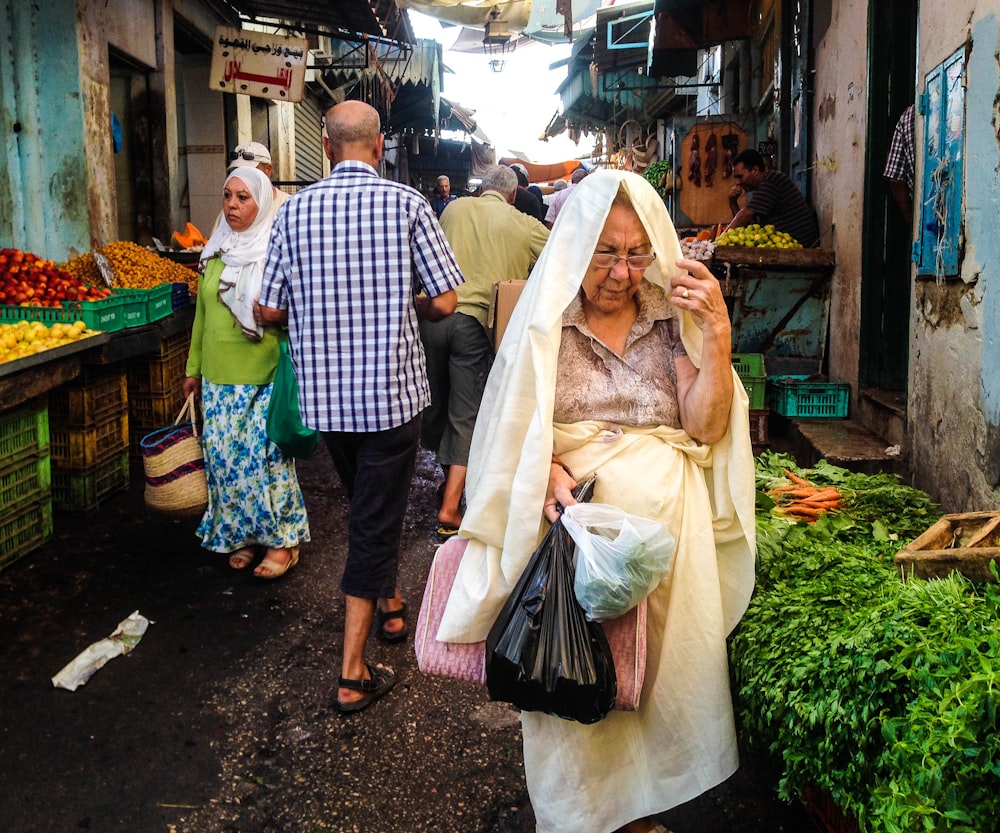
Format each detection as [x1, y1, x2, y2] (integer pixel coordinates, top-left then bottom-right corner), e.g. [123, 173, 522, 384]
[485, 477, 617, 724]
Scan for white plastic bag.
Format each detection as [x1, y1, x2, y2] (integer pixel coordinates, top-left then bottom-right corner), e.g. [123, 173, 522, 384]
[562, 503, 676, 621]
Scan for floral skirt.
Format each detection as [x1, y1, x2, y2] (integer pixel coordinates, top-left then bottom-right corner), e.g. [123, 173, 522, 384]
[196, 380, 310, 554]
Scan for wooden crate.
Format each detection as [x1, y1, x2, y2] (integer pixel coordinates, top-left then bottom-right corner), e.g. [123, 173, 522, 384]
[894, 511, 1000, 582]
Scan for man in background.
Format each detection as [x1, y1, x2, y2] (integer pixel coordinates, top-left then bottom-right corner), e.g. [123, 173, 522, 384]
[725, 149, 820, 247]
[508, 163, 545, 221]
[430, 174, 458, 218]
[884, 105, 915, 226]
[420, 165, 549, 536]
[228, 141, 290, 215]
[257, 101, 464, 715]
[544, 166, 588, 228]
[209, 141, 288, 234]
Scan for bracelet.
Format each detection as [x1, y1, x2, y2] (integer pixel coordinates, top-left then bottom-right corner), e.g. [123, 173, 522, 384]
[551, 455, 575, 480]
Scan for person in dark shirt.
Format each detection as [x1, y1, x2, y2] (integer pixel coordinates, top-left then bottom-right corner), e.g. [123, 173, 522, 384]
[508, 163, 545, 221]
[430, 175, 458, 218]
[725, 149, 820, 247]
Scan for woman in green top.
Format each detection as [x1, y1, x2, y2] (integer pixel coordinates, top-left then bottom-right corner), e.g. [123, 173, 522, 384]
[183, 167, 310, 578]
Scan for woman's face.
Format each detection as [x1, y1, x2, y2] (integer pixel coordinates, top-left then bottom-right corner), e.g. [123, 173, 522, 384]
[223, 177, 260, 232]
[580, 203, 652, 316]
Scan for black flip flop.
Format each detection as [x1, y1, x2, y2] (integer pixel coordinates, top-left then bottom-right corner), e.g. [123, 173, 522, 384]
[375, 602, 408, 643]
[334, 662, 396, 714]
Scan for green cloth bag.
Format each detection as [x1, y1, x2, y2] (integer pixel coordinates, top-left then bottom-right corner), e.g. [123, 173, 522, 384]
[266, 339, 320, 458]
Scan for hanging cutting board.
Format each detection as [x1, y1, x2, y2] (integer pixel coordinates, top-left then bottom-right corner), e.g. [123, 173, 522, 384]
[678, 123, 747, 226]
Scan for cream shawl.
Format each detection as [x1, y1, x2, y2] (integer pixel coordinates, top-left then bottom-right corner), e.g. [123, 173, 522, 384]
[437, 168, 756, 643]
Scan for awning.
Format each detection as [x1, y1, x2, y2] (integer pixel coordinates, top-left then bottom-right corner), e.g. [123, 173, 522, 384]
[499, 155, 584, 183]
[222, 0, 413, 43]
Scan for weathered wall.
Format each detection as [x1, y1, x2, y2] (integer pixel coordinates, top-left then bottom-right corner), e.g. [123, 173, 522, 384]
[808, 0, 868, 394]
[909, 7, 1000, 511]
[0, 0, 94, 257]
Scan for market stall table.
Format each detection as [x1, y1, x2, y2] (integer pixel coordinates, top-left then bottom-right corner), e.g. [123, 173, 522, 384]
[713, 246, 836, 376]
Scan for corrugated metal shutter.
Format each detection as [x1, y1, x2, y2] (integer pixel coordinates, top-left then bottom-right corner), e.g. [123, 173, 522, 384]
[294, 93, 326, 186]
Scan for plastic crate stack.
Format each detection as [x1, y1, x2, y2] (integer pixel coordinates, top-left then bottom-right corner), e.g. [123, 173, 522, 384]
[766, 375, 850, 419]
[732, 353, 769, 448]
[48, 368, 131, 511]
[0, 398, 53, 571]
[127, 330, 190, 459]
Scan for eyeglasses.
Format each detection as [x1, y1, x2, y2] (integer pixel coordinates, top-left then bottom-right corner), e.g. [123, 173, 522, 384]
[230, 149, 264, 162]
[591, 252, 657, 270]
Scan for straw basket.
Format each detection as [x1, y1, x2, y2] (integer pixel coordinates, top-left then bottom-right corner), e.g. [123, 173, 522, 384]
[140, 393, 208, 517]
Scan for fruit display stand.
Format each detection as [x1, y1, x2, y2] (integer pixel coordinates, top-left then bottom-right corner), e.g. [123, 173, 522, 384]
[712, 246, 836, 377]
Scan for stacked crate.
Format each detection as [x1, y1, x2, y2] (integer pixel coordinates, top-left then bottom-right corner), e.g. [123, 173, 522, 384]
[48, 368, 131, 511]
[127, 330, 190, 459]
[0, 398, 53, 571]
[767, 375, 850, 419]
[732, 353, 769, 448]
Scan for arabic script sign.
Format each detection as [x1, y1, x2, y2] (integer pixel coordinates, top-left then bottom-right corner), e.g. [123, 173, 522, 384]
[209, 27, 307, 102]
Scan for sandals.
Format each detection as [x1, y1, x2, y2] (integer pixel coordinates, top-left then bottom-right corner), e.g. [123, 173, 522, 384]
[375, 602, 408, 643]
[334, 662, 396, 714]
[228, 547, 255, 570]
[436, 525, 460, 543]
[254, 547, 299, 579]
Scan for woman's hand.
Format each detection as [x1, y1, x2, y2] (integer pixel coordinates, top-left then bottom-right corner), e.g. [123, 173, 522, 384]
[669, 258, 730, 337]
[182, 376, 201, 400]
[544, 461, 578, 523]
[670, 259, 735, 444]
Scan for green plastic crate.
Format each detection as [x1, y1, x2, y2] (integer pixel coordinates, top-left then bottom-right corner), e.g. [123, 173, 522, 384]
[739, 375, 767, 409]
[0, 498, 53, 573]
[0, 452, 51, 514]
[115, 284, 173, 326]
[767, 375, 850, 419]
[0, 295, 125, 332]
[0, 399, 49, 464]
[52, 452, 129, 511]
[732, 353, 766, 377]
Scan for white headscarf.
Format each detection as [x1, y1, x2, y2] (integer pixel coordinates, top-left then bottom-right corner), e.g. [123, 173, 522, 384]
[199, 167, 275, 341]
[437, 168, 756, 642]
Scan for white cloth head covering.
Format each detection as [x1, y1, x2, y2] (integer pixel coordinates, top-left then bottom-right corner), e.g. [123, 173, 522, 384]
[437, 168, 756, 643]
[200, 167, 275, 341]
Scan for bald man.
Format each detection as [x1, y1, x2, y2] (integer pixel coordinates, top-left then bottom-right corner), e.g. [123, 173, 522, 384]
[257, 101, 465, 714]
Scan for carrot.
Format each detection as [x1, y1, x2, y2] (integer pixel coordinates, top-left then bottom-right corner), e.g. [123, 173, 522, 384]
[803, 487, 841, 502]
[781, 504, 824, 517]
[785, 469, 813, 486]
[774, 487, 821, 499]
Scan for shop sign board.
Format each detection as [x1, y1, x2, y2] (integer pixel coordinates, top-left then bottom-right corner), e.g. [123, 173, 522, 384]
[209, 27, 308, 102]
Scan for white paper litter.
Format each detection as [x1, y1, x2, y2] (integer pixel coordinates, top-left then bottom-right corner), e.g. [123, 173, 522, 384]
[885, 445, 901, 457]
[52, 610, 151, 691]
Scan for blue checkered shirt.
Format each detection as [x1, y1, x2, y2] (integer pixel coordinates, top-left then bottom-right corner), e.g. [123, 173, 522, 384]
[259, 161, 465, 432]
[883, 105, 915, 194]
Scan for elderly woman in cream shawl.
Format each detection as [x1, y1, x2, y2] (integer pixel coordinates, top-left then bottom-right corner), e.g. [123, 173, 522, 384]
[436, 169, 756, 833]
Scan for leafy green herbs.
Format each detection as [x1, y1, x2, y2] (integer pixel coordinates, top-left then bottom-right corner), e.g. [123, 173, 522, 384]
[731, 454, 1000, 832]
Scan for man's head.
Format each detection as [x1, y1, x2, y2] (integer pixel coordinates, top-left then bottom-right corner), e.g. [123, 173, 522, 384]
[323, 101, 383, 167]
[480, 165, 518, 203]
[570, 167, 589, 185]
[509, 163, 530, 188]
[228, 141, 273, 179]
[732, 149, 766, 190]
[436, 175, 452, 198]
[552, 179, 568, 192]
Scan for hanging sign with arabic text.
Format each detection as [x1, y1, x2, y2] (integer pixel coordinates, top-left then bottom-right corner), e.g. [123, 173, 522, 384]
[209, 27, 307, 102]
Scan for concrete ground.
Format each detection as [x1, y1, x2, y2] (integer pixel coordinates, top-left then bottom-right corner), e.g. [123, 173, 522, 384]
[0, 443, 815, 833]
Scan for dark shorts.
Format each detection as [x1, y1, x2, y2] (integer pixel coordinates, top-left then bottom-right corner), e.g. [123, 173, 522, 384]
[322, 417, 420, 599]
